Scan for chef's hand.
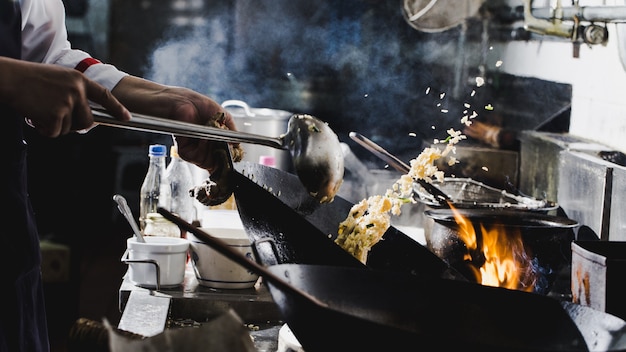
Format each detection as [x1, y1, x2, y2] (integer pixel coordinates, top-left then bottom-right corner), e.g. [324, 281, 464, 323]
[111, 76, 242, 173]
[0, 57, 131, 137]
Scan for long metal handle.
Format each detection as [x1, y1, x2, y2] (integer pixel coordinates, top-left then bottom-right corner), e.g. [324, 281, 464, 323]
[349, 131, 451, 205]
[349, 132, 411, 173]
[113, 194, 145, 243]
[91, 107, 285, 149]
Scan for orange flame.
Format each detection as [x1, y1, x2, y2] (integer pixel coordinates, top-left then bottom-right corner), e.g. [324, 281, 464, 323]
[450, 205, 535, 292]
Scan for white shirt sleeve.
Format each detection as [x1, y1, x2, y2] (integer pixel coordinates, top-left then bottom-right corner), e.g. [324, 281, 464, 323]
[19, 0, 128, 91]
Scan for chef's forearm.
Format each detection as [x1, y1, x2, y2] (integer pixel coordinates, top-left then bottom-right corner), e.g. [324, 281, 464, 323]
[110, 75, 233, 128]
[111, 75, 174, 116]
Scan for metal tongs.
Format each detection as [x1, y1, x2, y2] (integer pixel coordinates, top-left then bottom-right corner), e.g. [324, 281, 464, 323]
[90, 105, 284, 148]
[349, 132, 451, 206]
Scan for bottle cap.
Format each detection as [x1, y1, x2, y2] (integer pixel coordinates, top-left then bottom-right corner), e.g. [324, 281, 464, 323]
[149, 144, 167, 157]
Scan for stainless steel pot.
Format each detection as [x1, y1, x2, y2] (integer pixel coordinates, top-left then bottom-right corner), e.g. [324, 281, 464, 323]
[221, 100, 293, 171]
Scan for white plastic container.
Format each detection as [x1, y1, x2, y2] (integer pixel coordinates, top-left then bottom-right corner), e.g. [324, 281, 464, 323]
[124, 236, 189, 288]
[188, 227, 259, 289]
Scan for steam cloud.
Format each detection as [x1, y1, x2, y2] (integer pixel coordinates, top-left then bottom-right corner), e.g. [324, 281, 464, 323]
[144, 0, 571, 163]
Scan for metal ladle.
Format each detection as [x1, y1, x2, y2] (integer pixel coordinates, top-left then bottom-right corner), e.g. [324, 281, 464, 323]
[113, 194, 145, 243]
[349, 132, 451, 206]
[92, 107, 344, 203]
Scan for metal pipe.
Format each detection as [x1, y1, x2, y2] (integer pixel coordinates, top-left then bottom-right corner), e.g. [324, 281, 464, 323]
[532, 6, 626, 23]
[523, 0, 573, 38]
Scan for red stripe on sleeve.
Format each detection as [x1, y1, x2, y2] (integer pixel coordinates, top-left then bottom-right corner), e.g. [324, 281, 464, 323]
[74, 57, 101, 72]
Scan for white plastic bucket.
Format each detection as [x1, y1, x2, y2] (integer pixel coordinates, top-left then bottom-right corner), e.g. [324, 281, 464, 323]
[188, 227, 259, 289]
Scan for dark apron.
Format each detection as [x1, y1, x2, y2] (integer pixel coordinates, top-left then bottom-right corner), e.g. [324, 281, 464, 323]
[0, 1, 50, 351]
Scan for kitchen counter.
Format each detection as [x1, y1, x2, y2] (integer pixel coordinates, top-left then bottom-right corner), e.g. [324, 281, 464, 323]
[117, 262, 285, 351]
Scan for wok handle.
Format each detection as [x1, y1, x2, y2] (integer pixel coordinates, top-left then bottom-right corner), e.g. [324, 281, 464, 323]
[157, 208, 329, 308]
[90, 106, 285, 149]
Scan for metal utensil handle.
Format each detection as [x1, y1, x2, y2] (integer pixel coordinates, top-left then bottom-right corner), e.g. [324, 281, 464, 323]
[349, 131, 451, 204]
[349, 132, 411, 173]
[113, 194, 145, 243]
[91, 107, 285, 149]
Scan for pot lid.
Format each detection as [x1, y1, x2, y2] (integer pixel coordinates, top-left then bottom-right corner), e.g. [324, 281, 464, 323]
[402, 0, 485, 33]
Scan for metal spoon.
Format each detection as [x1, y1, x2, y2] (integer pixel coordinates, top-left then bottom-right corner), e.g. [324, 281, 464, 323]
[92, 107, 344, 203]
[113, 194, 145, 243]
[348, 132, 451, 206]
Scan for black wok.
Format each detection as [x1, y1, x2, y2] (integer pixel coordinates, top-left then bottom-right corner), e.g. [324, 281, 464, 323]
[231, 161, 464, 280]
[158, 208, 626, 352]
